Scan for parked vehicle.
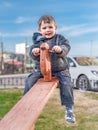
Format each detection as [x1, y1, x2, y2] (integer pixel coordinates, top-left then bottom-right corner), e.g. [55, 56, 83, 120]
[67, 56, 98, 91]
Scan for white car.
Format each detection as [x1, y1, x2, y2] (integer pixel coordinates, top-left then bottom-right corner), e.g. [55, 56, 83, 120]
[67, 56, 98, 91]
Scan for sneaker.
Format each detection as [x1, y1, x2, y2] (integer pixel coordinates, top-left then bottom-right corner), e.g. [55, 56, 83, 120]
[65, 109, 76, 124]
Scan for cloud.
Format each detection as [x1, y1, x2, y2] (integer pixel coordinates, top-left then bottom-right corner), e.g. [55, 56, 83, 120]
[69, 27, 98, 37]
[15, 16, 31, 24]
[58, 23, 98, 37]
[2, 22, 98, 39]
[0, 1, 12, 7]
[1, 26, 34, 38]
[14, 16, 37, 24]
[82, 14, 98, 20]
[58, 24, 87, 32]
[2, 32, 32, 37]
[0, 16, 35, 24]
[69, 40, 98, 56]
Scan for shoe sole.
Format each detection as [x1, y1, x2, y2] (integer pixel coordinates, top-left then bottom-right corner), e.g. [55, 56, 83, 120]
[66, 121, 78, 127]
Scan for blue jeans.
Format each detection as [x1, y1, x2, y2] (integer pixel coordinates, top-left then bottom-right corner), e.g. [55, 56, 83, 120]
[24, 69, 74, 106]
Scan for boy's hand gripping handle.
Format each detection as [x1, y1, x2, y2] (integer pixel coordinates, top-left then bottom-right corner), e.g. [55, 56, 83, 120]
[40, 43, 52, 81]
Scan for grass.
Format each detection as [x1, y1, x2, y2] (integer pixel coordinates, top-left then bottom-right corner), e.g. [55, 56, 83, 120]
[35, 89, 98, 130]
[0, 88, 98, 130]
[85, 91, 98, 100]
[0, 88, 23, 120]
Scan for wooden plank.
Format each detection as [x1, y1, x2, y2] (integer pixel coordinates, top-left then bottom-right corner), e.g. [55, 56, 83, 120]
[0, 77, 59, 130]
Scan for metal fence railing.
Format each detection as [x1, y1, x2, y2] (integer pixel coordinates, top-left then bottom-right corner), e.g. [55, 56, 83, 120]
[0, 74, 28, 88]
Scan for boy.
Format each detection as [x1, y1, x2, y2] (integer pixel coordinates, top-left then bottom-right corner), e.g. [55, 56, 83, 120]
[24, 15, 76, 124]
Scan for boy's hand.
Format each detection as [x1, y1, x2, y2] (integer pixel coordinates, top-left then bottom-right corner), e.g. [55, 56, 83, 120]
[32, 48, 40, 56]
[52, 45, 62, 53]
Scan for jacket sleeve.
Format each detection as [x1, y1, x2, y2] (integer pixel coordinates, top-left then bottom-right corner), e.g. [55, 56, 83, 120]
[29, 44, 40, 61]
[57, 35, 71, 58]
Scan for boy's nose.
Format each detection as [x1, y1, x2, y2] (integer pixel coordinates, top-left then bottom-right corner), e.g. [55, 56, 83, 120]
[46, 27, 50, 31]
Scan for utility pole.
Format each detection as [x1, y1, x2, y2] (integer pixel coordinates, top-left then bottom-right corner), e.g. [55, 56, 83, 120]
[90, 40, 93, 56]
[0, 34, 4, 74]
[24, 38, 27, 73]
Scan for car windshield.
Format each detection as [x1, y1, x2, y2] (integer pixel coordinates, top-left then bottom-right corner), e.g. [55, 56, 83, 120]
[74, 57, 98, 66]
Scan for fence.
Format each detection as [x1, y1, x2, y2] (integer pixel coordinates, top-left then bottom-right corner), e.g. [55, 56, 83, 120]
[0, 74, 28, 88]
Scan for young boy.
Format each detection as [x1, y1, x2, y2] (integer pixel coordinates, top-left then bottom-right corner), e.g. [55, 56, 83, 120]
[24, 15, 76, 124]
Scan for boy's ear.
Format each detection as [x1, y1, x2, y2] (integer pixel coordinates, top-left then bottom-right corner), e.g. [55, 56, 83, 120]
[55, 25, 58, 30]
[38, 28, 40, 31]
[38, 28, 41, 32]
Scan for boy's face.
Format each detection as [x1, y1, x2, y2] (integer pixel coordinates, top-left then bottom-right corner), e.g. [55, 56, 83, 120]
[39, 21, 57, 38]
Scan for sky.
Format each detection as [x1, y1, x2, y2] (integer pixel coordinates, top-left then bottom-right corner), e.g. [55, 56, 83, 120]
[0, 0, 98, 56]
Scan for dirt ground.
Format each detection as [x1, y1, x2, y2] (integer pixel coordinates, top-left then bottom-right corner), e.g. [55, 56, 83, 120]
[74, 89, 98, 115]
[46, 88, 98, 130]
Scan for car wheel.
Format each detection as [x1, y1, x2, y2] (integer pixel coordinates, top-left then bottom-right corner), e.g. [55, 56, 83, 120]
[76, 75, 90, 91]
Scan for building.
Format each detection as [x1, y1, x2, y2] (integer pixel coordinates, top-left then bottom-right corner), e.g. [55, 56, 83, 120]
[15, 43, 26, 54]
[15, 43, 33, 72]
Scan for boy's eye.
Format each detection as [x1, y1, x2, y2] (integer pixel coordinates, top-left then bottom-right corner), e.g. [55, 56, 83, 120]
[49, 26, 53, 29]
[42, 26, 53, 30]
[42, 27, 46, 29]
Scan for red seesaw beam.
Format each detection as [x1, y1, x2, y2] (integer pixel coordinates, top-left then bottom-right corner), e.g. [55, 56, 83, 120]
[0, 43, 59, 130]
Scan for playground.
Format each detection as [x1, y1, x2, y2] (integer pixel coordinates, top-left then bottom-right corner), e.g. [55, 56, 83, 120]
[0, 43, 98, 130]
[0, 88, 98, 130]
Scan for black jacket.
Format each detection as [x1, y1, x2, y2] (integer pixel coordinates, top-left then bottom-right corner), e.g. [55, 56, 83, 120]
[29, 32, 70, 72]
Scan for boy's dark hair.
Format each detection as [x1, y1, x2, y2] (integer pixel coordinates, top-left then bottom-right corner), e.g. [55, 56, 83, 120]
[38, 15, 56, 28]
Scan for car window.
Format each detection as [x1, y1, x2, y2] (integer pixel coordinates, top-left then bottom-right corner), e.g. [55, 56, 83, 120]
[74, 57, 98, 66]
[67, 57, 76, 67]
